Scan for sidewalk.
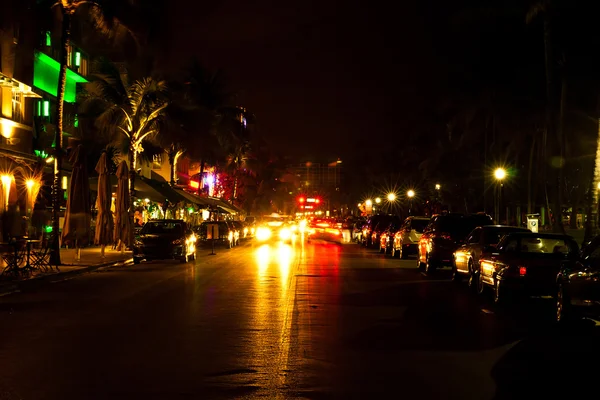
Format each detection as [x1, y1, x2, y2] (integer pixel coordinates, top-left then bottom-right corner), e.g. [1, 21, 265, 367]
[0, 246, 132, 296]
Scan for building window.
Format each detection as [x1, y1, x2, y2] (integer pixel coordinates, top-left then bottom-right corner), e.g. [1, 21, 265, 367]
[66, 46, 73, 67]
[78, 55, 88, 76]
[73, 114, 79, 128]
[37, 100, 50, 117]
[74, 52, 81, 67]
[152, 154, 162, 169]
[12, 91, 24, 123]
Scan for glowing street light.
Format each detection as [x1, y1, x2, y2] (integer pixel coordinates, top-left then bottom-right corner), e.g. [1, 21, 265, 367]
[494, 168, 507, 223]
[407, 190, 415, 198]
[494, 168, 506, 181]
[387, 193, 396, 202]
[375, 197, 381, 204]
[358, 203, 362, 207]
[435, 184, 441, 190]
[365, 199, 373, 207]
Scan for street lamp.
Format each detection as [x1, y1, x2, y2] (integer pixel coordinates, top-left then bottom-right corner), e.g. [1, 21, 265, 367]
[494, 168, 507, 223]
[407, 190, 415, 215]
[387, 193, 396, 202]
[494, 168, 506, 181]
[435, 184, 441, 191]
[375, 197, 381, 204]
[365, 199, 372, 207]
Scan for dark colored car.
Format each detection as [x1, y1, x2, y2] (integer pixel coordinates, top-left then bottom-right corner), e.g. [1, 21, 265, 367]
[379, 219, 403, 254]
[556, 235, 600, 323]
[453, 225, 530, 287]
[133, 219, 196, 264]
[194, 221, 237, 248]
[367, 215, 401, 249]
[417, 213, 493, 273]
[478, 232, 579, 304]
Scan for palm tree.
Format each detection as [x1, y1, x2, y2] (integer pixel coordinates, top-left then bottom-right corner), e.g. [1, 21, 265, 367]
[80, 60, 168, 228]
[37, 0, 138, 264]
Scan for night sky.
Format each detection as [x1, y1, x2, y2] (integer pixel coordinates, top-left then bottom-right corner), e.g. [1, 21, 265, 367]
[166, 0, 437, 161]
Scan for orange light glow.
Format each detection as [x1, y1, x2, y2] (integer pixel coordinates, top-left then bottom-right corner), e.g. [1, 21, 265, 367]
[189, 180, 199, 189]
[315, 198, 321, 204]
[298, 197, 305, 203]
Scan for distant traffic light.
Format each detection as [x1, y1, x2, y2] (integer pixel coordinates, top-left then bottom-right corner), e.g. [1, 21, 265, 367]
[298, 196, 305, 203]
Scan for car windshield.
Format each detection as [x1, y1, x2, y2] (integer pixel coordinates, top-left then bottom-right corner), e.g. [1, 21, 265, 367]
[143, 222, 183, 235]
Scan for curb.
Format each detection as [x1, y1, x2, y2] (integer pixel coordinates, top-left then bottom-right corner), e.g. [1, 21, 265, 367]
[0, 258, 133, 297]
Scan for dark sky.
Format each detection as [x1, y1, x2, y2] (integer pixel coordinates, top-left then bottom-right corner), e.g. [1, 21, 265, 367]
[167, 0, 437, 161]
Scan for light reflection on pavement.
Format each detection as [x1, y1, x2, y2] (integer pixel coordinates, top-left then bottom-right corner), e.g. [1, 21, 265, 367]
[1, 240, 599, 399]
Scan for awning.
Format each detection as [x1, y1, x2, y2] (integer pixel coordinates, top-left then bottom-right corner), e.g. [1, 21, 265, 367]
[209, 198, 238, 214]
[172, 188, 215, 208]
[136, 176, 188, 204]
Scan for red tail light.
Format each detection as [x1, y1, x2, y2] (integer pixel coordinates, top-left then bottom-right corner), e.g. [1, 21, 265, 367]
[519, 266, 527, 276]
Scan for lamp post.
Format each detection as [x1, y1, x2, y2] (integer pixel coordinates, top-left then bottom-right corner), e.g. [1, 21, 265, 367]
[365, 199, 373, 215]
[494, 168, 507, 223]
[407, 190, 415, 215]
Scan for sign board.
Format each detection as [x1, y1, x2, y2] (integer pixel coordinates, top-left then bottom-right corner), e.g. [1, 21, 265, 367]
[526, 214, 539, 233]
[206, 223, 219, 239]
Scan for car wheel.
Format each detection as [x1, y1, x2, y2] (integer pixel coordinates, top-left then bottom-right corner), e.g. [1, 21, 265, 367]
[416, 251, 424, 270]
[133, 257, 141, 264]
[477, 271, 486, 295]
[400, 246, 408, 259]
[556, 284, 572, 323]
[425, 253, 437, 274]
[494, 280, 510, 305]
[452, 262, 462, 282]
[468, 260, 478, 291]
[379, 245, 385, 254]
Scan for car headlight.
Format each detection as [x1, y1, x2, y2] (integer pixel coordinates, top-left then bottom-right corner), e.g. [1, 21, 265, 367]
[256, 227, 272, 241]
[244, 227, 249, 236]
[279, 228, 291, 240]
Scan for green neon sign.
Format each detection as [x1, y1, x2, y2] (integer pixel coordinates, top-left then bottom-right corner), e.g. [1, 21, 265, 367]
[33, 51, 88, 103]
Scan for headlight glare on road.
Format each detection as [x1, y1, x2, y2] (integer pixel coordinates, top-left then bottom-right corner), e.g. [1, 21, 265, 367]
[256, 227, 272, 241]
[279, 228, 291, 240]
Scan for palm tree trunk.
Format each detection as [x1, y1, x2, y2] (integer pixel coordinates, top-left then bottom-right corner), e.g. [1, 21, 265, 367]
[168, 150, 175, 186]
[199, 159, 205, 195]
[50, 10, 72, 266]
[129, 145, 137, 245]
[527, 135, 536, 214]
[554, 72, 567, 234]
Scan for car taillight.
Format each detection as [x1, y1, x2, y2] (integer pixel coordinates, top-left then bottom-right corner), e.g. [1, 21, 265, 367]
[519, 266, 527, 276]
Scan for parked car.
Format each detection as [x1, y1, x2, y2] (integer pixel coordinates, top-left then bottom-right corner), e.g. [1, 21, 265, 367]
[453, 225, 530, 287]
[133, 219, 196, 264]
[478, 232, 579, 304]
[379, 219, 403, 254]
[369, 215, 402, 249]
[194, 221, 237, 248]
[391, 216, 430, 259]
[556, 234, 600, 322]
[417, 213, 493, 273]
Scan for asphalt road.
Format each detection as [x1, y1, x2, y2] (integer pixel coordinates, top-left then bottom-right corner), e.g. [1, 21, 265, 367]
[1, 239, 600, 399]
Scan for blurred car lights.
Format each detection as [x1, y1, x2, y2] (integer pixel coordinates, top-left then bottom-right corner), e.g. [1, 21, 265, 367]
[279, 228, 292, 240]
[256, 227, 272, 241]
